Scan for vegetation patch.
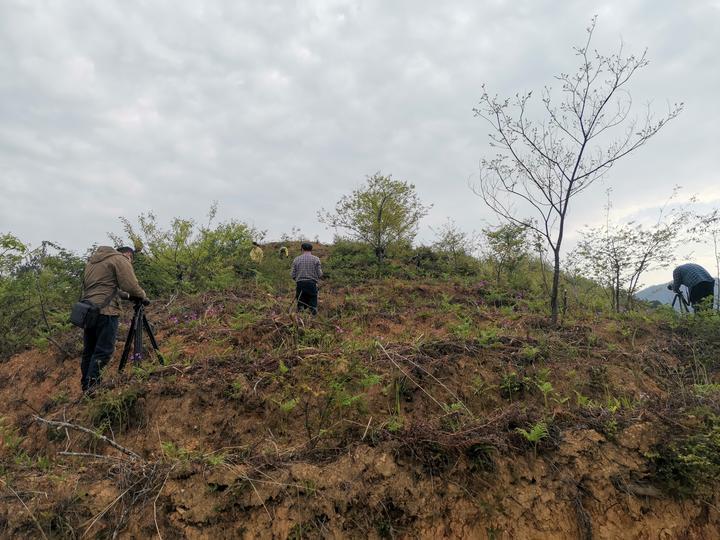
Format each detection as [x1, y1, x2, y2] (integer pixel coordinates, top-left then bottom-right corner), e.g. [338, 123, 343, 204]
[649, 417, 720, 499]
[88, 387, 144, 433]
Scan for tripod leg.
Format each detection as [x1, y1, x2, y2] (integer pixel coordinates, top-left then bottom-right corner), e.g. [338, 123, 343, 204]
[142, 314, 164, 364]
[133, 308, 144, 363]
[118, 313, 138, 372]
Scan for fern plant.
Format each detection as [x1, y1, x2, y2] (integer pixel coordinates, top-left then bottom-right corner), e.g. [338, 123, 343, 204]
[516, 421, 549, 457]
[536, 381, 554, 410]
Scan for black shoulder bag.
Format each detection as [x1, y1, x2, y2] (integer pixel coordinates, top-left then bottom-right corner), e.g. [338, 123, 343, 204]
[70, 285, 118, 329]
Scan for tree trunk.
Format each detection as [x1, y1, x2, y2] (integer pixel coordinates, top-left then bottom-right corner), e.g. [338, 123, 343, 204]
[374, 246, 385, 277]
[550, 248, 561, 325]
[374, 194, 389, 271]
[551, 199, 570, 325]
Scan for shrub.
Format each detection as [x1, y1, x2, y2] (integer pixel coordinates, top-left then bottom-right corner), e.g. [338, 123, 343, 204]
[499, 372, 525, 400]
[409, 246, 481, 278]
[88, 387, 143, 433]
[324, 239, 378, 282]
[0, 238, 84, 360]
[649, 419, 720, 499]
[519, 345, 541, 363]
[109, 205, 261, 295]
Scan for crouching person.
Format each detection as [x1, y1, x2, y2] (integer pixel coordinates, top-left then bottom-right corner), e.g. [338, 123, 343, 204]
[81, 246, 147, 392]
[669, 262, 716, 312]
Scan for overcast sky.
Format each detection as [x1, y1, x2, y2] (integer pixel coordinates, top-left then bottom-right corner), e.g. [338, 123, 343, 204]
[1, 0, 718, 284]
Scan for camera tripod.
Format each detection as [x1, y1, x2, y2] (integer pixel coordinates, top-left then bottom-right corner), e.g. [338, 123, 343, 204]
[671, 290, 690, 313]
[118, 300, 164, 372]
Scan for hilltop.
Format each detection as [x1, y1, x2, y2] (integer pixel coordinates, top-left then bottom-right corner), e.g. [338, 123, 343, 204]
[1, 251, 720, 539]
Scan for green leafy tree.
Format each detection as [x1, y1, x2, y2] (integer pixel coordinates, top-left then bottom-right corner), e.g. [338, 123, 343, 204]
[473, 18, 682, 324]
[483, 223, 529, 286]
[318, 173, 431, 267]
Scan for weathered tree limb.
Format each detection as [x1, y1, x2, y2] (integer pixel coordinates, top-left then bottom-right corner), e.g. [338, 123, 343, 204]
[34, 416, 142, 461]
[58, 451, 129, 462]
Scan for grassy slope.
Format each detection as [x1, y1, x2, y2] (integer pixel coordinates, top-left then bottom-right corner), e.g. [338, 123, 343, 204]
[1, 268, 720, 538]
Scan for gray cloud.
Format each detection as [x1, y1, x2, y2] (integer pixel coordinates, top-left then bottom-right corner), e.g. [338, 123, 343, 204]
[1, 0, 718, 283]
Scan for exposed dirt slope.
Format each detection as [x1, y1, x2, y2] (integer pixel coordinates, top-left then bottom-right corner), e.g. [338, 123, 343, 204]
[1, 280, 719, 539]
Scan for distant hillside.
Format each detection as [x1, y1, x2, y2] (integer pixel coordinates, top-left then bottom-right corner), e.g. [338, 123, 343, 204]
[636, 278, 719, 307]
[635, 282, 676, 306]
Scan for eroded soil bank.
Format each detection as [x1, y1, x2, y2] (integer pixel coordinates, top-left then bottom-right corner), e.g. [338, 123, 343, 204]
[1, 282, 719, 538]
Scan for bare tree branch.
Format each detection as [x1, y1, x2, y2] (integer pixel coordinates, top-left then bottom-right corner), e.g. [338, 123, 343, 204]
[35, 416, 142, 461]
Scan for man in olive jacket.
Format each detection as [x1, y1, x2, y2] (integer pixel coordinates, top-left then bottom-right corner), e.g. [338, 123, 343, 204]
[81, 246, 147, 392]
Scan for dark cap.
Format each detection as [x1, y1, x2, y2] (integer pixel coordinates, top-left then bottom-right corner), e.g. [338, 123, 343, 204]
[301, 242, 313, 251]
[117, 246, 135, 255]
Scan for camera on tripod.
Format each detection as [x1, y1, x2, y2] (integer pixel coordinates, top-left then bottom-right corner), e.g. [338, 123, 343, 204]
[667, 284, 690, 313]
[118, 297, 164, 372]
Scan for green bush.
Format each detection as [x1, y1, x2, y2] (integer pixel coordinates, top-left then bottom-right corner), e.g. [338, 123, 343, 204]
[88, 387, 143, 433]
[408, 246, 481, 279]
[649, 418, 720, 499]
[253, 248, 296, 293]
[499, 372, 525, 400]
[0, 237, 83, 360]
[681, 311, 720, 368]
[324, 239, 379, 282]
[110, 205, 261, 295]
[324, 240, 483, 283]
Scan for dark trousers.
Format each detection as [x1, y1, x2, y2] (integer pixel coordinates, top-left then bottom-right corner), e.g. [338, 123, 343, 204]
[81, 314, 119, 391]
[295, 280, 318, 315]
[689, 281, 715, 311]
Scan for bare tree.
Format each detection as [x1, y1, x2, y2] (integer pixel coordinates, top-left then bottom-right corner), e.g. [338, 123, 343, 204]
[573, 190, 690, 312]
[431, 218, 480, 259]
[472, 18, 683, 323]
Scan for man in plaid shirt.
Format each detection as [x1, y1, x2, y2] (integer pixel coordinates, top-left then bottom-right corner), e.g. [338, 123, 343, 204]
[291, 243, 323, 314]
[669, 263, 715, 311]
